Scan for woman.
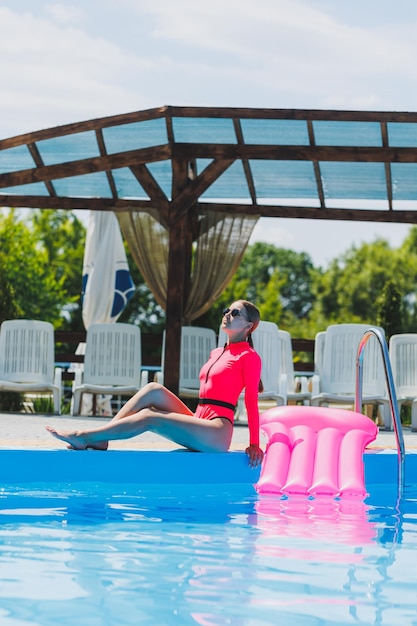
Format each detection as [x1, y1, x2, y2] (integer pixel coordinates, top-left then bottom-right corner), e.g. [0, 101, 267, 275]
[47, 300, 264, 467]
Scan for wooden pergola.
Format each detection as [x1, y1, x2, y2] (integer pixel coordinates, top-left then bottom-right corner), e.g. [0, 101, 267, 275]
[1, 105, 417, 392]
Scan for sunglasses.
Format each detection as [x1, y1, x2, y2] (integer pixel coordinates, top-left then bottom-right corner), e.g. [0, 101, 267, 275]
[222, 307, 246, 318]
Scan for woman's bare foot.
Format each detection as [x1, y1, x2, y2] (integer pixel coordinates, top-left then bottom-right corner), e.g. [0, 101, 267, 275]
[65, 441, 109, 451]
[86, 441, 109, 451]
[64, 442, 109, 450]
[46, 426, 88, 450]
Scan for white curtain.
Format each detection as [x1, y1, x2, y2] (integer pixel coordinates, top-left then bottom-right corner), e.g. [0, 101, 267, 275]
[118, 209, 259, 323]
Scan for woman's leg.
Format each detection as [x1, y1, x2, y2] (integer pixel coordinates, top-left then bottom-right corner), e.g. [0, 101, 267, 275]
[72, 382, 194, 450]
[110, 382, 194, 421]
[46, 410, 233, 453]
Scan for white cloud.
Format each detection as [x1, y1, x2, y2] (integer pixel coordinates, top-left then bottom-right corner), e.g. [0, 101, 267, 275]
[126, 0, 417, 110]
[44, 3, 87, 25]
[0, 6, 150, 136]
[1, 0, 417, 140]
[129, 0, 376, 68]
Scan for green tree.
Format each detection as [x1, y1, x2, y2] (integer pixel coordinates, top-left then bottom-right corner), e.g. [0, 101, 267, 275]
[237, 242, 316, 319]
[0, 208, 167, 333]
[194, 272, 251, 331]
[195, 229, 417, 349]
[0, 209, 84, 328]
[395, 226, 417, 330]
[194, 242, 316, 333]
[311, 239, 403, 324]
[376, 279, 406, 339]
[32, 209, 87, 329]
[0, 253, 24, 411]
[257, 269, 285, 325]
[304, 233, 417, 341]
[0, 253, 21, 323]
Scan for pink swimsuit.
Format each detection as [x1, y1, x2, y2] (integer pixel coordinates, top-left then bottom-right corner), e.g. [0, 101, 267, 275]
[195, 341, 262, 446]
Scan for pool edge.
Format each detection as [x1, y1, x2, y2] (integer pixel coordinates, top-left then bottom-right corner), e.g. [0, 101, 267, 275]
[0, 447, 416, 486]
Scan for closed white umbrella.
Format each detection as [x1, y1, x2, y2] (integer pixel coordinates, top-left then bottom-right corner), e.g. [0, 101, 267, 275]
[76, 210, 135, 415]
[82, 211, 135, 329]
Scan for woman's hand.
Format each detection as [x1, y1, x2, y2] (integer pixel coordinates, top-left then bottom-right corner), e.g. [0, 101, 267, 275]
[245, 444, 264, 468]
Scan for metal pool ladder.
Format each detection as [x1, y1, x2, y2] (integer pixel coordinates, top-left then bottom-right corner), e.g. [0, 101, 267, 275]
[355, 327, 405, 496]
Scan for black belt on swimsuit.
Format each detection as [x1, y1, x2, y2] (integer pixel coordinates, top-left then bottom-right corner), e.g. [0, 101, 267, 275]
[198, 398, 236, 412]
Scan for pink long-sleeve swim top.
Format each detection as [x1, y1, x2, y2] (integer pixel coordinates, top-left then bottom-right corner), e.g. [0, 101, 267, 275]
[196, 341, 262, 446]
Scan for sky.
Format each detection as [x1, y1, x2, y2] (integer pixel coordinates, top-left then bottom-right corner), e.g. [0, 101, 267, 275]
[1, 0, 417, 267]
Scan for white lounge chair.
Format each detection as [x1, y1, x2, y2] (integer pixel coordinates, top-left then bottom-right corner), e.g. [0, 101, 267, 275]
[71, 322, 145, 416]
[157, 326, 217, 398]
[314, 330, 326, 379]
[0, 319, 62, 414]
[389, 333, 417, 430]
[278, 329, 311, 405]
[311, 323, 391, 429]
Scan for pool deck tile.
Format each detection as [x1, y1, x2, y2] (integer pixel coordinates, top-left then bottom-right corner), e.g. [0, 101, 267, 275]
[0, 411, 415, 451]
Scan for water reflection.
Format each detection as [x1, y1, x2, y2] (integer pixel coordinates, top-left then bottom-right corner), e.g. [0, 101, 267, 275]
[0, 484, 416, 624]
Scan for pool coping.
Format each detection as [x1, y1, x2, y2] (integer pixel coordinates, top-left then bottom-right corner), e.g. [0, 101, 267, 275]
[0, 447, 415, 487]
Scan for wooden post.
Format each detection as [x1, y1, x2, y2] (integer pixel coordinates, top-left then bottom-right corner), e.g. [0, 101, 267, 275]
[163, 159, 194, 394]
[164, 217, 187, 393]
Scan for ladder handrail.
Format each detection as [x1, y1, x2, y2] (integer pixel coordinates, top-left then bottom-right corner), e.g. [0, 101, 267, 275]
[355, 327, 405, 495]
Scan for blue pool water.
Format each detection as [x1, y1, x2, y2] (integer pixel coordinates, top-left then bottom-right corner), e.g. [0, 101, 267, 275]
[0, 450, 417, 626]
[0, 451, 416, 625]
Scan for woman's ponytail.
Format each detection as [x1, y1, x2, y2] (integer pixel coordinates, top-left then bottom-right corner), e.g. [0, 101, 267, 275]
[247, 333, 264, 393]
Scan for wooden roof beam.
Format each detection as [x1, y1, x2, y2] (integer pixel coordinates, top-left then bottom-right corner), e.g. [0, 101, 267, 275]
[0, 106, 169, 150]
[173, 143, 417, 163]
[27, 143, 57, 197]
[4, 106, 417, 152]
[0, 195, 155, 210]
[307, 120, 326, 210]
[0, 145, 172, 189]
[95, 129, 118, 200]
[198, 202, 417, 223]
[380, 122, 394, 211]
[130, 163, 170, 219]
[167, 106, 417, 123]
[3, 195, 417, 225]
[169, 158, 234, 222]
[233, 117, 257, 204]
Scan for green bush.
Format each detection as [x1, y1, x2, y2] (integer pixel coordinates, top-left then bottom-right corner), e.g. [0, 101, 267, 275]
[0, 392, 23, 412]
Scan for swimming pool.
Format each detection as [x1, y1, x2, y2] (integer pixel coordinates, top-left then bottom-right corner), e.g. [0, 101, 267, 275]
[0, 449, 416, 625]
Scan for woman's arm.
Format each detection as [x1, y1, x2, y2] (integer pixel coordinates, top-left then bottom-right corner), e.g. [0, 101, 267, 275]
[243, 351, 264, 467]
